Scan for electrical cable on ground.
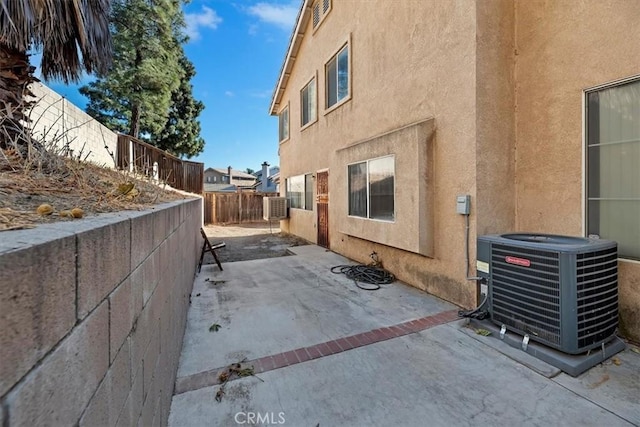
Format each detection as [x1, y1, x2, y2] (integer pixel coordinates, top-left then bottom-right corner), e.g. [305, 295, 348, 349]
[331, 264, 395, 291]
[458, 291, 489, 319]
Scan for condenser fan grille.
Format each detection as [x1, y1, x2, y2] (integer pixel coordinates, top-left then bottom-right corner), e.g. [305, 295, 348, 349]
[491, 244, 561, 347]
[479, 233, 619, 354]
[576, 247, 618, 349]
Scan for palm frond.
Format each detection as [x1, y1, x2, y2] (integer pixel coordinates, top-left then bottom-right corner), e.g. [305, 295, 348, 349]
[0, 0, 112, 82]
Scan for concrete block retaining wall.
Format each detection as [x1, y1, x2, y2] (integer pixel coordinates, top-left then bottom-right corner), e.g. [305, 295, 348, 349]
[0, 198, 202, 426]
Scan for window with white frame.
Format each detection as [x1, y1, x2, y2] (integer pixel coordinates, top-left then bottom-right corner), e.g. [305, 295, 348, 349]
[586, 78, 640, 260]
[279, 105, 289, 142]
[326, 44, 349, 109]
[301, 77, 317, 127]
[348, 156, 395, 221]
[287, 174, 313, 210]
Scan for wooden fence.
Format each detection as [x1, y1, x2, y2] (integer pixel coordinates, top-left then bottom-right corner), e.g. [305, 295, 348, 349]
[117, 134, 204, 194]
[204, 191, 278, 224]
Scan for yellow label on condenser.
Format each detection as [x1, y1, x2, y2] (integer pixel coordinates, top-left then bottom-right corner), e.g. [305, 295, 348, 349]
[476, 261, 489, 274]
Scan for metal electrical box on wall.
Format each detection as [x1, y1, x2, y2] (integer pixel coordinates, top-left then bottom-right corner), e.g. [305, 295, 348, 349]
[456, 195, 470, 215]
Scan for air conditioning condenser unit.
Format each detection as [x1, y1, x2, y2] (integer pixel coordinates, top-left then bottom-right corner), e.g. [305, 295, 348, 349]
[476, 233, 619, 355]
[263, 197, 287, 220]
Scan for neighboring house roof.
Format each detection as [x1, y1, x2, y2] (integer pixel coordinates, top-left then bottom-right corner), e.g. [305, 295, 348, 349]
[204, 167, 257, 188]
[252, 171, 280, 192]
[269, 1, 310, 115]
[204, 183, 237, 193]
[204, 168, 256, 180]
[254, 166, 280, 180]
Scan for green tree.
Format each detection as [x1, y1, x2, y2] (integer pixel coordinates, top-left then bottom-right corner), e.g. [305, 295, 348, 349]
[0, 0, 111, 147]
[80, 0, 185, 139]
[151, 52, 205, 158]
[245, 168, 255, 174]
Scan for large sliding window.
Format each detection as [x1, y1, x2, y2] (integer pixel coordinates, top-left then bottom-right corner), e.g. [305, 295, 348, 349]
[287, 174, 313, 210]
[326, 44, 349, 109]
[586, 78, 640, 260]
[348, 156, 394, 221]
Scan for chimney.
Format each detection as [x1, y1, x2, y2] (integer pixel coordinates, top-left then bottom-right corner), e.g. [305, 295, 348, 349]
[261, 161, 269, 192]
[227, 166, 232, 184]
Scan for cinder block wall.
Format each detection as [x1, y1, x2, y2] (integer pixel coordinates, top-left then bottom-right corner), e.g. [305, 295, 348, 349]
[28, 82, 118, 167]
[0, 198, 202, 426]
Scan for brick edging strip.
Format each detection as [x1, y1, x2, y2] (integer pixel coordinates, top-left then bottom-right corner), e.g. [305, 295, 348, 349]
[174, 309, 459, 395]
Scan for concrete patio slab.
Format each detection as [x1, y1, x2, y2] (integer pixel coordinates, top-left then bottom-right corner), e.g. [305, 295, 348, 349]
[178, 245, 455, 379]
[201, 224, 308, 264]
[170, 323, 634, 427]
[552, 349, 640, 425]
[170, 244, 640, 427]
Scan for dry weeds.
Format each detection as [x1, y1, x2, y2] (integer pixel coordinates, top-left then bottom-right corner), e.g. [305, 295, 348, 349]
[0, 145, 190, 232]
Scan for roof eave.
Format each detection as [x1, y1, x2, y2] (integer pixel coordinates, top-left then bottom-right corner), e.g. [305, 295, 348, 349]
[269, 0, 312, 116]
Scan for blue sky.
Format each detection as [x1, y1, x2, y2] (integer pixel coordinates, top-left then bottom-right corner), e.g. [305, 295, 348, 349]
[45, 0, 299, 172]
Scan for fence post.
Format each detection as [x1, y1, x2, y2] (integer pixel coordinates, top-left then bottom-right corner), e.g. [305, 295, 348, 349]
[213, 194, 218, 224]
[129, 139, 134, 173]
[238, 191, 242, 223]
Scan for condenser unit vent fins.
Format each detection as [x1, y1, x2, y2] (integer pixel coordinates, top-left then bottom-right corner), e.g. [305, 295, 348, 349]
[477, 233, 618, 355]
[263, 197, 288, 220]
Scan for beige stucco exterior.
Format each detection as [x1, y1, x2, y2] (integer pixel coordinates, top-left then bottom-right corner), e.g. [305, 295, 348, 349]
[335, 119, 435, 257]
[272, 0, 640, 342]
[513, 0, 640, 340]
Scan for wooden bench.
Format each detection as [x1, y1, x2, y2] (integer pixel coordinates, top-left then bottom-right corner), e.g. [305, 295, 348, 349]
[198, 228, 225, 273]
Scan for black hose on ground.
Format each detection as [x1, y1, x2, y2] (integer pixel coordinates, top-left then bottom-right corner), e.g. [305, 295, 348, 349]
[331, 264, 396, 291]
[458, 291, 489, 320]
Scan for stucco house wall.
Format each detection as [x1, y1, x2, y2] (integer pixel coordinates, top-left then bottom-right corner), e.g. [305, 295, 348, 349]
[277, 0, 480, 308]
[513, 0, 640, 339]
[273, 0, 640, 341]
[475, 0, 516, 238]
